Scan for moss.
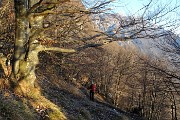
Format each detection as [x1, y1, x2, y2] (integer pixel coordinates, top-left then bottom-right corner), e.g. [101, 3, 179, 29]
[48, 109, 67, 120]
[41, 100, 67, 120]
[13, 78, 67, 120]
[26, 94, 67, 120]
[0, 97, 38, 120]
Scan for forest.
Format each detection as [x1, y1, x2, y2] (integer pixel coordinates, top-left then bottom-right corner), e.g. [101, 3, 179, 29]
[0, 0, 179, 120]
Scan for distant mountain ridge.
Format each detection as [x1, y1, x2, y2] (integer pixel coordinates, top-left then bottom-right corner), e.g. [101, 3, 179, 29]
[92, 13, 180, 63]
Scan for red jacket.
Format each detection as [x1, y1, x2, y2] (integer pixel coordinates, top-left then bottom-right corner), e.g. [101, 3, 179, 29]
[90, 84, 96, 92]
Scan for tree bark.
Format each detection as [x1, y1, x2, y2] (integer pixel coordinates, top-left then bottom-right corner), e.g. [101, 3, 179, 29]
[13, 0, 76, 94]
[14, 0, 30, 79]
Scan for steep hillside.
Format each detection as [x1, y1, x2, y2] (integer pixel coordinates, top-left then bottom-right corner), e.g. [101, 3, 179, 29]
[0, 1, 144, 120]
[1, 0, 179, 120]
[35, 51, 144, 120]
[0, 51, 144, 120]
[93, 13, 180, 61]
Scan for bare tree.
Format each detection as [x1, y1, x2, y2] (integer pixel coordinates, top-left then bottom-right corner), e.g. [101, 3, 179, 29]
[0, 0, 115, 119]
[0, 0, 115, 91]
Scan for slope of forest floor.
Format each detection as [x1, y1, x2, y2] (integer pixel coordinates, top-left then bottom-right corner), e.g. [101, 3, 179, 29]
[0, 71, 144, 120]
[0, 49, 144, 120]
[35, 68, 144, 120]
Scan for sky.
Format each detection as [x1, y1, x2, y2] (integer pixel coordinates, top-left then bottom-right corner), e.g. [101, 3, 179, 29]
[112, 0, 180, 34]
[110, 0, 180, 15]
[82, 0, 180, 34]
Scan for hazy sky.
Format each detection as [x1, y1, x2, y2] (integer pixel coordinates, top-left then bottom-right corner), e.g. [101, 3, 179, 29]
[83, 0, 179, 16]
[110, 0, 179, 15]
[111, 0, 180, 34]
[83, 0, 180, 34]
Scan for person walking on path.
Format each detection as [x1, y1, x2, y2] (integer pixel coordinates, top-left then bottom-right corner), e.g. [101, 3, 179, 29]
[89, 80, 96, 101]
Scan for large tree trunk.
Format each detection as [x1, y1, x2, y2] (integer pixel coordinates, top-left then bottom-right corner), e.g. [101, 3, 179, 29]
[13, 0, 42, 95]
[14, 0, 29, 77]
[13, 0, 75, 94]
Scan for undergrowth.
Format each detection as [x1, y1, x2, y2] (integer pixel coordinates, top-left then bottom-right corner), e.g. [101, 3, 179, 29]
[0, 91, 38, 120]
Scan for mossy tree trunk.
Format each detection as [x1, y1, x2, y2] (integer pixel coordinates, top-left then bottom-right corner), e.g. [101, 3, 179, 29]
[12, 0, 42, 95]
[13, 0, 75, 94]
[14, 0, 31, 80]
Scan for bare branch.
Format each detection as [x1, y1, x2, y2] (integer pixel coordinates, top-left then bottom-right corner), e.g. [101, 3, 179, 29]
[39, 45, 76, 53]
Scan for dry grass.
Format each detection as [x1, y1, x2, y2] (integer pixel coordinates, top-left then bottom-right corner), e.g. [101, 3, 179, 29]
[29, 95, 67, 120]
[13, 79, 67, 120]
[0, 78, 10, 90]
[0, 91, 38, 120]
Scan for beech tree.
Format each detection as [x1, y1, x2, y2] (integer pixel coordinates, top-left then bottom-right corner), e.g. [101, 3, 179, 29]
[0, 0, 114, 93]
[0, 0, 179, 92]
[12, 0, 78, 92]
[0, 1, 114, 119]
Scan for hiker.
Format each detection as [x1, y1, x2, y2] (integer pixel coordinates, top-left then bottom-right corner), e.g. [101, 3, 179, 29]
[89, 80, 96, 101]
